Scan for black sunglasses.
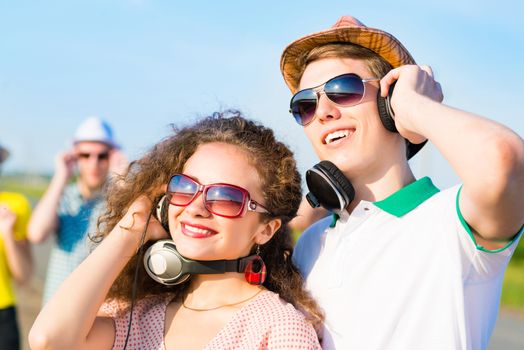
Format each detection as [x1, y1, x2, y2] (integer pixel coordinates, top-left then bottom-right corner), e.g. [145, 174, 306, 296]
[77, 152, 110, 161]
[289, 73, 379, 126]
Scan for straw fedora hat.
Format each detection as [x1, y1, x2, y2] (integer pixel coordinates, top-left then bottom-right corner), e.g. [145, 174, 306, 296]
[280, 15, 416, 94]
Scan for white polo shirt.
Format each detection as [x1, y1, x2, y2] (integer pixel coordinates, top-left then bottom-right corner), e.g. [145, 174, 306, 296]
[293, 177, 522, 350]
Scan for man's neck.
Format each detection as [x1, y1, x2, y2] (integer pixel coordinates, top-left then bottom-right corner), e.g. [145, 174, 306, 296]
[346, 163, 415, 212]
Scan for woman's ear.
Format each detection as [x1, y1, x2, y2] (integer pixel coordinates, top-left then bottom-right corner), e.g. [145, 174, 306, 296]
[254, 218, 282, 245]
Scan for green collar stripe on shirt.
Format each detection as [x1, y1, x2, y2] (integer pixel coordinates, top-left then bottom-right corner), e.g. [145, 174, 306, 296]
[330, 213, 339, 228]
[329, 177, 440, 227]
[374, 177, 440, 217]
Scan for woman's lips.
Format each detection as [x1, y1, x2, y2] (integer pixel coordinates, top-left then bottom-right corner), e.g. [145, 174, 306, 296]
[181, 222, 218, 238]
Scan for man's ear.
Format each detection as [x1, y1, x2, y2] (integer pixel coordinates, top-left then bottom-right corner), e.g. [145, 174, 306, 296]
[254, 218, 282, 245]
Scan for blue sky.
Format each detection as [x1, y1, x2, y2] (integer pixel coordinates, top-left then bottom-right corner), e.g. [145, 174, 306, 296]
[1, 0, 523, 190]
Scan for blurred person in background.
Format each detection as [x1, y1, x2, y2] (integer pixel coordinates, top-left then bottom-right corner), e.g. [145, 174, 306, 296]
[28, 116, 126, 305]
[0, 143, 33, 350]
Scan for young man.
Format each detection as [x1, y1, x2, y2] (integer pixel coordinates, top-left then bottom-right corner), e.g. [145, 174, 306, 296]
[0, 143, 33, 350]
[28, 116, 123, 304]
[281, 16, 524, 349]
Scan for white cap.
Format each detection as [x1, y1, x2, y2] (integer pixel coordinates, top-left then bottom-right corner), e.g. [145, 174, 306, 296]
[73, 116, 119, 148]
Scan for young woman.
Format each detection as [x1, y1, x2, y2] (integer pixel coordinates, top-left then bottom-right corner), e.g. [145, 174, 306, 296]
[29, 111, 323, 349]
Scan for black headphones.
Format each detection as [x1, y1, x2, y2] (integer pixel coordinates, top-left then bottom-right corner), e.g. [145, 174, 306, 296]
[144, 196, 257, 285]
[376, 83, 397, 133]
[305, 160, 355, 213]
[377, 83, 427, 159]
[154, 194, 170, 232]
[305, 84, 425, 212]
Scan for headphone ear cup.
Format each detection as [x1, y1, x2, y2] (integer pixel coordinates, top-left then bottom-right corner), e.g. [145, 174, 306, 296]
[306, 160, 355, 211]
[377, 84, 398, 133]
[376, 83, 427, 159]
[153, 195, 170, 232]
[143, 240, 189, 285]
[317, 161, 355, 205]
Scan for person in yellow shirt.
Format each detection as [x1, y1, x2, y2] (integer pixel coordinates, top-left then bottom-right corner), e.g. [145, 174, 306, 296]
[0, 144, 33, 350]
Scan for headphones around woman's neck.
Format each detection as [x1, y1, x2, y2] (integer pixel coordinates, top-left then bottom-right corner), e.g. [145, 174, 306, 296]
[143, 196, 257, 285]
[143, 239, 257, 285]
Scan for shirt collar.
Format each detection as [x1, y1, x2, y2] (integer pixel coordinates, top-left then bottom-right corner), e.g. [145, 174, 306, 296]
[373, 176, 440, 217]
[329, 177, 440, 227]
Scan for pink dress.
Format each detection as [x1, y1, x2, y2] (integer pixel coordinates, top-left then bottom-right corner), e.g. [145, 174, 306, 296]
[103, 291, 321, 349]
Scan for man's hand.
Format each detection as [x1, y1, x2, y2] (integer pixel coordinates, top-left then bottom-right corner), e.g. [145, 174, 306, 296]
[54, 151, 77, 182]
[380, 64, 444, 144]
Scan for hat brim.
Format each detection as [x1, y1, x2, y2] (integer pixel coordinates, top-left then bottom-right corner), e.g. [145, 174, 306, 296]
[72, 139, 118, 149]
[281, 26, 415, 94]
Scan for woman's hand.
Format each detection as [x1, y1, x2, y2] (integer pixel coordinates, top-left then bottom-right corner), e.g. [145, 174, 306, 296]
[118, 195, 170, 245]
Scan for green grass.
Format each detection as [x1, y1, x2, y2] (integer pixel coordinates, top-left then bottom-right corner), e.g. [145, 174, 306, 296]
[501, 242, 524, 310]
[502, 261, 524, 309]
[0, 174, 49, 201]
[510, 238, 524, 262]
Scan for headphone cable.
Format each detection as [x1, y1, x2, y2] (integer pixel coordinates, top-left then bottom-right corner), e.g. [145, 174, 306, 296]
[122, 211, 151, 350]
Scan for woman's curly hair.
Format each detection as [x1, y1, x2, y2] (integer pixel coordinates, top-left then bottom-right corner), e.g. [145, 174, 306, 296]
[94, 110, 324, 334]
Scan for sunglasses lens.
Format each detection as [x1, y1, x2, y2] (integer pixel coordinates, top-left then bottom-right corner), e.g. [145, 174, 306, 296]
[166, 174, 252, 218]
[168, 175, 198, 205]
[77, 152, 109, 161]
[290, 89, 318, 126]
[205, 185, 245, 217]
[325, 74, 364, 106]
[290, 74, 366, 125]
